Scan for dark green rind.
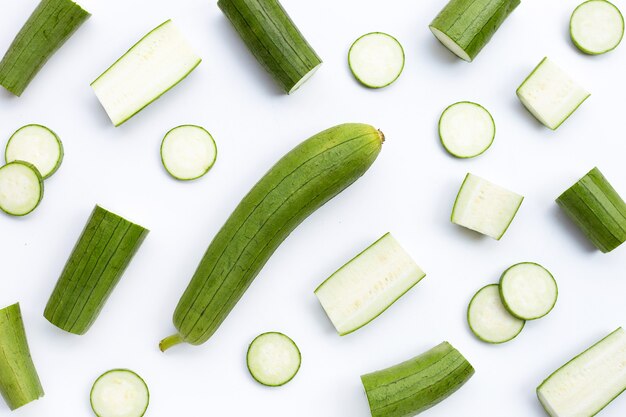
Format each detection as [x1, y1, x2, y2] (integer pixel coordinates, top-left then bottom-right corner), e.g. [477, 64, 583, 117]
[44, 205, 149, 335]
[556, 167, 626, 253]
[429, 0, 520, 62]
[0, 0, 90, 96]
[218, 0, 322, 94]
[246, 332, 301, 387]
[161, 123, 383, 349]
[0, 303, 44, 410]
[361, 342, 474, 417]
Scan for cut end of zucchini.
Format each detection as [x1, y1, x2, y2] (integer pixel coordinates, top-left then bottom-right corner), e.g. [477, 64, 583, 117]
[5, 124, 63, 179]
[571, 0, 624, 55]
[160, 125, 217, 181]
[289, 63, 322, 94]
[348, 32, 405, 88]
[247, 332, 301, 387]
[468, 284, 525, 344]
[429, 27, 472, 62]
[91, 369, 149, 417]
[439, 101, 495, 158]
[499, 262, 558, 320]
[0, 161, 43, 216]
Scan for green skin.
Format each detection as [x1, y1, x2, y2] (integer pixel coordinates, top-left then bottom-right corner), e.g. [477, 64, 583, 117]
[159, 123, 383, 351]
[498, 262, 558, 321]
[0, 0, 89, 96]
[556, 167, 626, 253]
[90, 369, 149, 417]
[361, 342, 474, 417]
[429, 0, 520, 62]
[218, 0, 322, 94]
[44, 205, 149, 335]
[246, 332, 301, 387]
[0, 303, 44, 410]
[570, 0, 625, 55]
[0, 161, 44, 217]
[5, 124, 64, 179]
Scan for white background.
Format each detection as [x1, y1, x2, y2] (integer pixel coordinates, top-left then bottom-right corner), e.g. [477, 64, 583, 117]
[1, 0, 625, 416]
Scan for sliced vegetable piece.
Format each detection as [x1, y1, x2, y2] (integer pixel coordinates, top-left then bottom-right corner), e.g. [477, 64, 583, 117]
[429, 0, 520, 62]
[160, 125, 217, 181]
[499, 263, 558, 320]
[361, 341, 474, 417]
[439, 102, 495, 158]
[44, 205, 149, 335]
[537, 327, 626, 417]
[5, 124, 63, 179]
[218, 0, 322, 94]
[570, 0, 624, 55]
[516, 57, 590, 130]
[451, 173, 523, 240]
[348, 32, 405, 88]
[0, 0, 90, 96]
[91, 20, 202, 126]
[90, 369, 149, 417]
[0, 161, 43, 216]
[467, 284, 525, 344]
[315, 233, 425, 336]
[556, 167, 626, 253]
[247, 332, 301, 387]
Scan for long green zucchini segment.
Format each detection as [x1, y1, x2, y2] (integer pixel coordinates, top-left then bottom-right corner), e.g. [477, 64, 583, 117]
[451, 173, 523, 240]
[438, 101, 495, 158]
[571, 0, 624, 55]
[467, 284, 525, 344]
[160, 123, 384, 351]
[499, 263, 558, 320]
[537, 327, 626, 417]
[91, 20, 202, 126]
[0, 0, 89, 96]
[556, 167, 626, 253]
[516, 57, 590, 130]
[91, 369, 149, 417]
[361, 342, 474, 417]
[5, 125, 63, 179]
[315, 233, 425, 336]
[247, 332, 301, 387]
[429, 0, 519, 62]
[0, 303, 44, 410]
[348, 32, 405, 89]
[44, 205, 149, 335]
[217, 0, 322, 94]
[0, 161, 44, 217]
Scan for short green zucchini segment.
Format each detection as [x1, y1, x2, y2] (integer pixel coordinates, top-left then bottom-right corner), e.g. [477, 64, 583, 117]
[348, 32, 405, 88]
[161, 125, 217, 181]
[556, 167, 626, 253]
[499, 263, 558, 320]
[439, 102, 495, 158]
[0, 0, 90, 96]
[361, 342, 474, 417]
[218, 0, 322, 94]
[570, 0, 624, 55]
[537, 327, 626, 417]
[5, 125, 63, 179]
[467, 284, 525, 344]
[91, 20, 202, 126]
[451, 173, 523, 240]
[44, 205, 149, 335]
[0, 303, 44, 410]
[247, 332, 301, 387]
[315, 233, 425, 336]
[517, 57, 590, 130]
[0, 161, 44, 216]
[90, 369, 149, 417]
[429, 0, 520, 62]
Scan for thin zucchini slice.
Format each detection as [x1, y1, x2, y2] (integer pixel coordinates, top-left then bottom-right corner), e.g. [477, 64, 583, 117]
[0, 161, 43, 216]
[499, 263, 558, 320]
[467, 284, 525, 344]
[160, 125, 217, 181]
[5, 125, 63, 179]
[246, 332, 301, 387]
[348, 32, 405, 88]
[570, 0, 624, 55]
[439, 102, 495, 158]
[315, 233, 426, 336]
[90, 369, 149, 417]
[91, 20, 202, 126]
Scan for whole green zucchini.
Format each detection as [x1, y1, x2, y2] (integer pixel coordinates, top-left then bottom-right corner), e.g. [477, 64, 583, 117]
[160, 123, 383, 351]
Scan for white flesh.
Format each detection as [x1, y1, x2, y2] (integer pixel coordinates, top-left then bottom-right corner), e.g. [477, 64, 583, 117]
[91, 20, 201, 126]
[500, 263, 558, 320]
[315, 233, 426, 335]
[452, 173, 523, 240]
[429, 27, 472, 61]
[289, 63, 322, 94]
[517, 58, 590, 130]
[161, 125, 217, 180]
[571, 0, 624, 54]
[5, 125, 62, 178]
[348, 33, 405, 88]
[468, 284, 525, 344]
[538, 328, 626, 417]
[0, 162, 42, 216]
[439, 102, 495, 158]
[247, 333, 301, 386]
[91, 369, 149, 417]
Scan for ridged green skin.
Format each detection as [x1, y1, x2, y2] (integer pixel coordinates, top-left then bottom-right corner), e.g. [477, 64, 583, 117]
[429, 0, 519, 61]
[161, 124, 383, 350]
[556, 167, 626, 253]
[0, 303, 44, 410]
[44, 205, 149, 335]
[361, 342, 475, 417]
[0, 0, 90, 96]
[218, 0, 322, 94]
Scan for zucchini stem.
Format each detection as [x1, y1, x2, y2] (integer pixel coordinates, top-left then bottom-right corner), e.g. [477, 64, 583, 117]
[159, 334, 183, 352]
